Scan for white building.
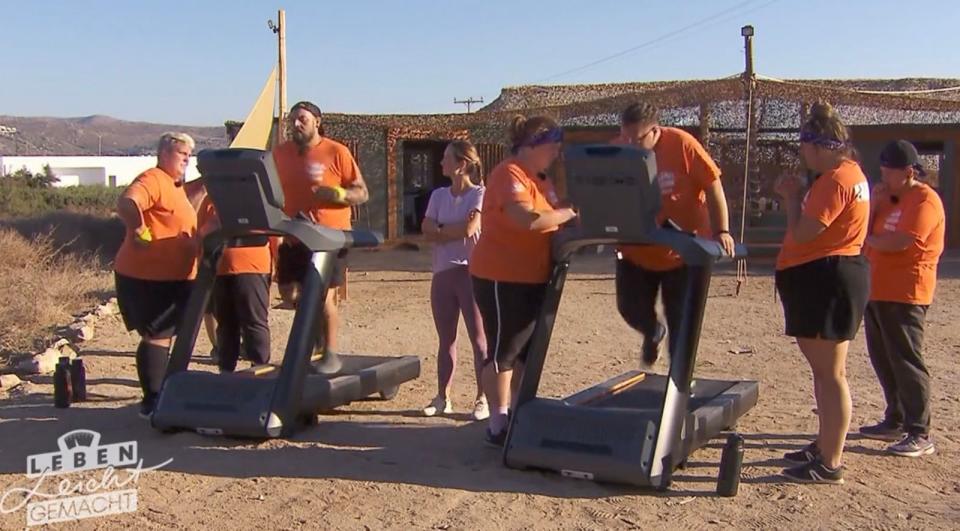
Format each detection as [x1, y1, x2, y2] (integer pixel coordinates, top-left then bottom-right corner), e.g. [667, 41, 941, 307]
[0, 156, 200, 187]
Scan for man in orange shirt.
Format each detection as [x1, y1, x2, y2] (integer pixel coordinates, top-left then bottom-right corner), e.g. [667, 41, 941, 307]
[272, 101, 369, 374]
[197, 195, 276, 372]
[860, 140, 944, 458]
[114, 132, 198, 418]
[614, 102, 735, 366]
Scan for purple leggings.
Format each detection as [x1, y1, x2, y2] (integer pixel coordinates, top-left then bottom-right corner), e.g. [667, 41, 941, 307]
[431, 265, 487, 395]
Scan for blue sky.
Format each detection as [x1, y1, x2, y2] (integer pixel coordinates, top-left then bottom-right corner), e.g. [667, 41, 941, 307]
[2, 0, 958, 125]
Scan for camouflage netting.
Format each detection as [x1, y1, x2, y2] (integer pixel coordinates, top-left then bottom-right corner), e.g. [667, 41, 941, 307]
[317, 75, 960, 237]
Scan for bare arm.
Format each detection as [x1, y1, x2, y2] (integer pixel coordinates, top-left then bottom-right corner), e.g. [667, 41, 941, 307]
[116, 197, 144, 232]
[423, 211, 481, 243]
[704, 179, 731, 234]
[504, 202, 576, 231]
[784, 195, 827, 244]
[342, 173, 369, 205]
[866, 232, 913, 252]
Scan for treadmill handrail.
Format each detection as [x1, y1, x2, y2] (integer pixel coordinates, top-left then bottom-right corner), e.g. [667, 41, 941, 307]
[207, 215, 382, 252]
[197, 147, 383, 253]
[551, 226, 746, 266]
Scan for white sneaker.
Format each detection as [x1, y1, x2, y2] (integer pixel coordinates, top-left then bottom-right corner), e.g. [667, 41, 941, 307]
[422, 396, 452, 417]
[472, 397, 490, 421]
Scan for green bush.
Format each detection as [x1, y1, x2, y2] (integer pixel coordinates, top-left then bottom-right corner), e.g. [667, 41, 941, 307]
[0, 182, 121, 218]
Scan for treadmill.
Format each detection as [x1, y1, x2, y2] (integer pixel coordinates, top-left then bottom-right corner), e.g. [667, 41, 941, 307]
[502, 144, 759, 492]
[151, 148, 421, 438]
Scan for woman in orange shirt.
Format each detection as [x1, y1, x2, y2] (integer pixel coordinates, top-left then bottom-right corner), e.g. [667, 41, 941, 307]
[860, 140, 944, 458]
[774, 102, 870, 484]
[469, 115, 577, 447]
[114, 132, 199, 418]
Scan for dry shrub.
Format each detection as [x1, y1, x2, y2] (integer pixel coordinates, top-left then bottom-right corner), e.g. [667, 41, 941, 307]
[0, 228, 112, 357]
[1, 211, 125, 263]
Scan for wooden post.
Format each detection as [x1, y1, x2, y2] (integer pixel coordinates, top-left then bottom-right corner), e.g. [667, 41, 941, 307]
[737, 25, 756, 296]
[699, 103, 712, 146]
[277, 9, 287, 144]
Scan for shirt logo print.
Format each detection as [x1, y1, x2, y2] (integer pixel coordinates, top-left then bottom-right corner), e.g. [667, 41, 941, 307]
[307, 163, 327, 183]
[657, 172, 676, 195]
[883, 209, 901, 232]
[853, 181, 870, 202]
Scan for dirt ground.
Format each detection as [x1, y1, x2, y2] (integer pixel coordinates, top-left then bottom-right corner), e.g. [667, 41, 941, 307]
[1, 248, 959, 530]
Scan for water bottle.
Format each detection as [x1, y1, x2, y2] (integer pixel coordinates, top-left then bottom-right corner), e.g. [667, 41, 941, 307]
[70, 358, 87, 402]
[54, 357, 72, 408]
[716, 433, 744, 497]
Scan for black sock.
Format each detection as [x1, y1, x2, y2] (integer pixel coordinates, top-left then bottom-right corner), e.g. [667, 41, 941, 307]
[135, 342, 169, 398]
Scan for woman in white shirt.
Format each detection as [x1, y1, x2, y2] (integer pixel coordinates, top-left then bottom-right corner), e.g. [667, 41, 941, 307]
[420, 140, 489, 420]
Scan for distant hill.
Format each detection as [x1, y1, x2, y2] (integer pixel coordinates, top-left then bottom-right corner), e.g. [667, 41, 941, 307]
[0, 115, 229, 156]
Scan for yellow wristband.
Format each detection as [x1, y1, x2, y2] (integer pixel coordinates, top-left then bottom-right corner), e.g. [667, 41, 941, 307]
[135, 226, 153, 243]
[332, 186, 348, 204]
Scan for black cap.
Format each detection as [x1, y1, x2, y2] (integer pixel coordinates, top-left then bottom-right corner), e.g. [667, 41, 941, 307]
[880, 140, 926, 176]
[290, 101, 322, 120]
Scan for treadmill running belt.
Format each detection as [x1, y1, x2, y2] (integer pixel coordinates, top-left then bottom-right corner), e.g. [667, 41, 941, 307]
[582, 376, 737, 411]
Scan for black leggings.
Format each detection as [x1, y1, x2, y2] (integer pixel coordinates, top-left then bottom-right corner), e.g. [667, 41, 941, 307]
[471, 276, 547, 373]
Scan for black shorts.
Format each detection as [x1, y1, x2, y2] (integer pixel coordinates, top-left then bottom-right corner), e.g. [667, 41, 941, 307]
[276, 240, 348, 288]
[472, 276, 547, 372]
[115, 272, 194, 339]
[775, 255, 869, 341]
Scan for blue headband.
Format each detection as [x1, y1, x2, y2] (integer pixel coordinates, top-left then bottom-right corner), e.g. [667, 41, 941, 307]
[512, 127, 563, 153]
[799, 129, 845, 151]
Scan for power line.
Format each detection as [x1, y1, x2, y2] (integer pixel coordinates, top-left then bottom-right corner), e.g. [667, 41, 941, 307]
[532, 0, 779, 84]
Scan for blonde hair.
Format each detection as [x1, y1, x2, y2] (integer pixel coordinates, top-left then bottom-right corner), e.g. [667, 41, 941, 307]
[448, 139, 483, 184]
[157, 131, 195, 154]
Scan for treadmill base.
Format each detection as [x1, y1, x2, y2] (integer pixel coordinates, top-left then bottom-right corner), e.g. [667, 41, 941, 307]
[504, 371, 759, 488]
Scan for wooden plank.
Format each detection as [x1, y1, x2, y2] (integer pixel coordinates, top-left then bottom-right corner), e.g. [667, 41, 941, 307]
[569, 372, 647, 406]
[236, 352, 324, 376]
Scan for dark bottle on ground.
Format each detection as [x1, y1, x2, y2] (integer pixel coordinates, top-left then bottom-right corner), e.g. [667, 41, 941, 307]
[54, 357, 72, 408]
[71, 358, 87, 402]
[717, 433, 744, 497]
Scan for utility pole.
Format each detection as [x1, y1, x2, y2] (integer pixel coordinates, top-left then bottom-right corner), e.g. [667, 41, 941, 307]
[736, 24, 756, 297]
[268, 10, 287, 144]
[454, 97, 484, 113]
[96, 133, 103, 156]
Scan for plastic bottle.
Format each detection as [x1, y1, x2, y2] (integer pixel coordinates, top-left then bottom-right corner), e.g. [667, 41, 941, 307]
[716, 434, 744, 497]
[70, 358, 87, 402]
[54, 357, 72, 408]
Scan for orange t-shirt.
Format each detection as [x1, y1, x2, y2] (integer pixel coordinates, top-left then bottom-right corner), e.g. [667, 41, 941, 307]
[617, 127, 721, 271]
[469, 159, 561, 284]
[197, 196, 275, 276]
[271, 138, 360, 230]
[776, 159, 870, 270]
[866, 184, 945, 305]
[114, 167, 198, 281]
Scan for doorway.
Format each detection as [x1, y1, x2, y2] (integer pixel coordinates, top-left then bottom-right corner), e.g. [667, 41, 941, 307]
[402, 140, 449, 234]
